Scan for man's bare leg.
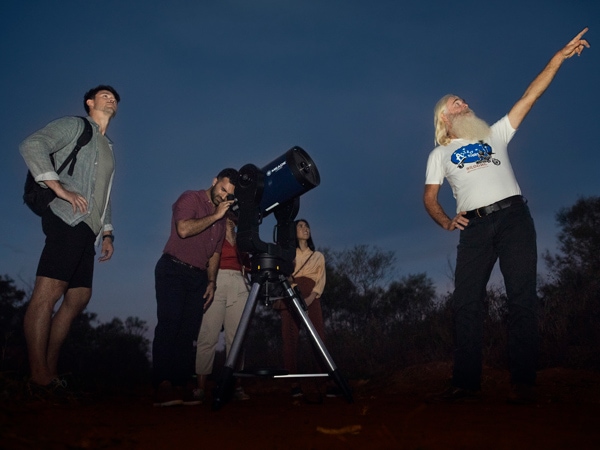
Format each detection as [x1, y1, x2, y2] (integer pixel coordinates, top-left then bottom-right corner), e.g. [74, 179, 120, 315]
[46, 286, 92, 377]
[23, 276, 68, 385]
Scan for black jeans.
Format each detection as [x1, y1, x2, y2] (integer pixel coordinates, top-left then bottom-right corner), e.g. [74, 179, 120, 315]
[452, 202, 538, 390]
[152, 254, 207, 388]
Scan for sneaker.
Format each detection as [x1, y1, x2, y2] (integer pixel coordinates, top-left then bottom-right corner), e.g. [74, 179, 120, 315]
[27, 378, 71, 403]
[290, 386, 303, 398]
[182, 388, 203, 406]
[507, 383, 536, 405]
[153, 381, 183, 407]
[233, 387, 250, 401]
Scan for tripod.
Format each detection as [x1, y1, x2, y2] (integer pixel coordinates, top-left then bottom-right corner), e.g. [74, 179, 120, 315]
[211, 252, 354, 410]
[212, 151, 352, 410]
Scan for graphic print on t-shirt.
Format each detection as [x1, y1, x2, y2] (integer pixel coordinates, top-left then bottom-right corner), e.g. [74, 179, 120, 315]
[450, 141, 501, 169]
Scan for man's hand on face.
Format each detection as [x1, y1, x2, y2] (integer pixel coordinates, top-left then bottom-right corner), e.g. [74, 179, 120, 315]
[214, 199, 234, 220]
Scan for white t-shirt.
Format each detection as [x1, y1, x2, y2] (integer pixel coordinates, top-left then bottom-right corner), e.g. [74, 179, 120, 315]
[425, 115, 521, 213]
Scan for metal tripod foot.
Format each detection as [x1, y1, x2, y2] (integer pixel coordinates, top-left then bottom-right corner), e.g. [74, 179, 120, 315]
[212, 275, 353, 410]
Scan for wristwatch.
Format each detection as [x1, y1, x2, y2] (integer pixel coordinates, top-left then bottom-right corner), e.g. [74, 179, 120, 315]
[102, 234, 114, 243]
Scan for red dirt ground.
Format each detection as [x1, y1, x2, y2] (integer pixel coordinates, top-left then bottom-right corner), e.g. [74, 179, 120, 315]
[2, 363, 600, 450]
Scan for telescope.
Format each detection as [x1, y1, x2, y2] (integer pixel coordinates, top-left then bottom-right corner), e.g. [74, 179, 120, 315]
[234, 146, 320, 274]
[241, 146, 320, 216]
[212, 146, 353, 410]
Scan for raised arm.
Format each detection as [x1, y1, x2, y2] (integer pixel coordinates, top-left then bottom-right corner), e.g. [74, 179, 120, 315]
[176, 199, 233, 238]
[508, 27, 590, 129]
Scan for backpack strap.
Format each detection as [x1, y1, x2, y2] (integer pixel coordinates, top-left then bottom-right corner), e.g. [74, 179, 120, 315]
[55, 117, 93, 176]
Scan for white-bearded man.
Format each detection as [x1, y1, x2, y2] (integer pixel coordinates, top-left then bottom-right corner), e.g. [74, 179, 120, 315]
[424, 28, 590, 404]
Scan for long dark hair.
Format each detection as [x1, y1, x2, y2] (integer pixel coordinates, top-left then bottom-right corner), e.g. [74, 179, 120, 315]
[295, 219, 315, 251]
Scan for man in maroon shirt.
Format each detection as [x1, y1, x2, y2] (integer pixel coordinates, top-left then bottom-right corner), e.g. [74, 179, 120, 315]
[152, 168, 238, 407]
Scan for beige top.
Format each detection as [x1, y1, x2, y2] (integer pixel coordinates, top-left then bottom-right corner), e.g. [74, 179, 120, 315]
[293, 247, 326, 297]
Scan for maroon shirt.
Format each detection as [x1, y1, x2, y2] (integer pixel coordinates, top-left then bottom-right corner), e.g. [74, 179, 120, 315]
[163, 190, 225, 269]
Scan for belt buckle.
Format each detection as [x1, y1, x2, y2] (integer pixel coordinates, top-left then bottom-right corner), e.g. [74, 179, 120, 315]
[476, 208, 482, 218]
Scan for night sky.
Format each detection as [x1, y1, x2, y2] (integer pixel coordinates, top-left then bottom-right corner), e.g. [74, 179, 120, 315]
[1, 0, 598, 335]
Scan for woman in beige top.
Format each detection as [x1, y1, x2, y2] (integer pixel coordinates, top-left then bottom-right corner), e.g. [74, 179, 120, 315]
[279, 219, 327, 397]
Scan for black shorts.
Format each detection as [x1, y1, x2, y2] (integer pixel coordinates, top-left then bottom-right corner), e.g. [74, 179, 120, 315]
[36, 210, 96, 288]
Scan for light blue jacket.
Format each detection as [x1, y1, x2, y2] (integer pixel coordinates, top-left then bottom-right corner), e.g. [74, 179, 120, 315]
[19, 116, 114, 236]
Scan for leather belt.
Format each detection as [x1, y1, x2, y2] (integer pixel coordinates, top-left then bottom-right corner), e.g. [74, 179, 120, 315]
[166, 254, 203, 272]
[464, 195, 525, 220]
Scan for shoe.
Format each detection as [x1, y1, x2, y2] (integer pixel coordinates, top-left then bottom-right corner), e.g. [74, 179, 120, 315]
[27, 378, 72, 403]
[507, 383, 536, 405]
[325, 386, 343, 398]
[181, 387, 203, 406]
[191, 388, 205, 402]
[153, 381, 183, 407]
[428, 386, 481, 403]
[233, 387, 250, 401]
[290, 386, 304, 398]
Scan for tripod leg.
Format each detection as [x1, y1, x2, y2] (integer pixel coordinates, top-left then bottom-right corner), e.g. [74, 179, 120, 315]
[283, 281, 354, 403]
[212, 281, 261, 411]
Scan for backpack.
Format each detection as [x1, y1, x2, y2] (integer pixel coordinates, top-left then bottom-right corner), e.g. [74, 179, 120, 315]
[23, 117, 93, 216]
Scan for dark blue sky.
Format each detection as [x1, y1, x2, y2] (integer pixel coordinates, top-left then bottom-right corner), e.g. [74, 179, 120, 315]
[1, 0, 598, 333]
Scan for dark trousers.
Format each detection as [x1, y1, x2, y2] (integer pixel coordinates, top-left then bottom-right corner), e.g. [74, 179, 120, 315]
[38, 209, 96, 288]
[152, 254, 207, 388]
[452, 202, 538, 390]
[280, 299, 326, 374]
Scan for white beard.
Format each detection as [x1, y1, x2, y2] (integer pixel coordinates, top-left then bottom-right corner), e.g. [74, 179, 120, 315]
[450, 112, 491, 142]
